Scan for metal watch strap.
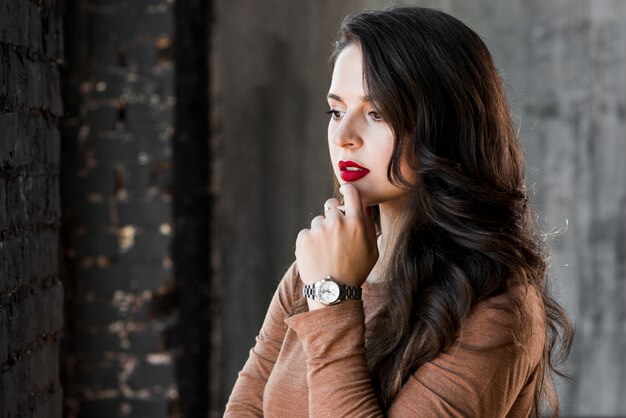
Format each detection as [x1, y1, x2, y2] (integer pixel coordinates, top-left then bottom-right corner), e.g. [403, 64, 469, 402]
[303, 284, 316, 299]
[341, 285, 362, 300]
[302, 280, 362, 301]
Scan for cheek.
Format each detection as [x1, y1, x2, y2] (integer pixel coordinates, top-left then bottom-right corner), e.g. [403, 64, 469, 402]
[327, 121, 337, 144]
[328, 127, 341, 160]
[373, 139, 396, 172]
[327, 142, 338, 168]
[373, 124, 395, 155]
[327, 136, 340, 178]
[395, 155, 418, 187]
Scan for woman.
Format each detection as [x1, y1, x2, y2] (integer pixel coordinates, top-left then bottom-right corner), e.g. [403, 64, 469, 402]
[225, 6, 573, 418]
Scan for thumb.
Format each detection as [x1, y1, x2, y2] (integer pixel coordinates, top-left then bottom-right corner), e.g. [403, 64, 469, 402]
[339, 184, 363, 220]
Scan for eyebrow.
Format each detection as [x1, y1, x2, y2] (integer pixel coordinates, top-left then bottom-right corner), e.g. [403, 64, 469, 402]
[327, 93, 372, 103]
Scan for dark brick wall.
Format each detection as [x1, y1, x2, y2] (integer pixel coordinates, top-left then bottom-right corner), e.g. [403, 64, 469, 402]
[0, 0, 65, 417]
[59, 0, 178, 416]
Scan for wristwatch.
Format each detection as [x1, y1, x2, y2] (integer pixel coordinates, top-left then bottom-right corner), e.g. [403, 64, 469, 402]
[303, 276, 362, 305]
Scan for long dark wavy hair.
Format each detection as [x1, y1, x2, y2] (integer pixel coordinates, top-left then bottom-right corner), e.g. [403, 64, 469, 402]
[292, 6, 574, 417]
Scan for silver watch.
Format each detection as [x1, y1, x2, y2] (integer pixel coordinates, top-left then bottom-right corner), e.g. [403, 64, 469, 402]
[303, 276, 362, 305]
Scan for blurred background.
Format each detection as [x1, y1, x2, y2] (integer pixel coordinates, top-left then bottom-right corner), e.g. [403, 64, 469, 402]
[1, 0, 624, 417]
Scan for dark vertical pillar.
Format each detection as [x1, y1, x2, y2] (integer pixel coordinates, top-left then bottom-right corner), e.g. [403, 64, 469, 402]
[59, 0, 177, 416]
[171, 0, 211, 417]
[0, 0, 65, 417]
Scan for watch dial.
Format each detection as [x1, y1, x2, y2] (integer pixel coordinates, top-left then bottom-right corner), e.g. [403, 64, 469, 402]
[318, 281, 340, 303]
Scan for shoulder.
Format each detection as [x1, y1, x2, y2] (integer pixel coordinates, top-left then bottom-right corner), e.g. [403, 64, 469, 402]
[457, 283, 546, 367]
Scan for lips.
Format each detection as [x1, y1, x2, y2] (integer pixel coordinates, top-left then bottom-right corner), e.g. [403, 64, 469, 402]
[339, 160, 370, 182]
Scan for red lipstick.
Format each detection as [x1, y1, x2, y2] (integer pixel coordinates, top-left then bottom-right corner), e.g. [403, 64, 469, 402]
[339, 160, 370, 182]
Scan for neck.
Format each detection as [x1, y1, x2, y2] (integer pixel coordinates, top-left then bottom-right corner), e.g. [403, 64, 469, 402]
[368, 198, 408, 283]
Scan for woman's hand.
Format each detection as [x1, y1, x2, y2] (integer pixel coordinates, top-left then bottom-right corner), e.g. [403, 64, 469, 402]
[295, 184, 378, 298]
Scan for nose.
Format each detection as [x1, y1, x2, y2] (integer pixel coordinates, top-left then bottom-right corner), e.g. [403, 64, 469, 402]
[330, 111, 364, 149]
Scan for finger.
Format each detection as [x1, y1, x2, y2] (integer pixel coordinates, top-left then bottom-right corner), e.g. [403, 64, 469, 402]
[339, 184, 364, 220]
[310, 215, 325, 229]
[323, 198, 341, 214]
[325, 206, 345, 220]
[295, 228, 309, 249]
[325, 198, 346, 218]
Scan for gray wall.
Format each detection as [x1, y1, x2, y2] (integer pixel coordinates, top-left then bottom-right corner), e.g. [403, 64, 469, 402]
[211, 0, 349, 413]
[512, 1, 626, 414]
[213, 1, 626, 416]
[439, 1, 626, 414]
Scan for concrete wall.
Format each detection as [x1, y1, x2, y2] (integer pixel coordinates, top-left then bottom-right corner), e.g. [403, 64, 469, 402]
[428, 1, 626, 414]
[512, 1, 626, 414]
[0, 0, 65, 417]
[213, 1, 626, 416]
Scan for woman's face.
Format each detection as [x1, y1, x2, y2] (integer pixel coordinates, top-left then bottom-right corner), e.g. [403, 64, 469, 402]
[327, 44, 412, 207]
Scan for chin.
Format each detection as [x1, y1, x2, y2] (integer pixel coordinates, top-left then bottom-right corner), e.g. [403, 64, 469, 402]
[336, 181, 381, 205]
[349, 186, 377, 206]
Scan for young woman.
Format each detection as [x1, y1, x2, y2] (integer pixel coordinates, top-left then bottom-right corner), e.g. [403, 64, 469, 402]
[225, 7, 573, 418]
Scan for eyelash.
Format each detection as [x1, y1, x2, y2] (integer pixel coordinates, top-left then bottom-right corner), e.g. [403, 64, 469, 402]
[369, 111, 383, 121]
[325, 109, 383, 122]
[325, 109, 342, 119]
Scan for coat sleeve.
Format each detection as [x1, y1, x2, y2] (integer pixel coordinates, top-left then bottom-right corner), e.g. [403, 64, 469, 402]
[223, 262, 301, 417]
[284, 287, 545, 418]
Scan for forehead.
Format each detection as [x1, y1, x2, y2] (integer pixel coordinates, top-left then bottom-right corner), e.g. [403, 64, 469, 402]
[328, 44, 365, 98]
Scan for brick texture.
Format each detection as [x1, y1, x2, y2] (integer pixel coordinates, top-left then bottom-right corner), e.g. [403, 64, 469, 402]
[0, 0, 65, 417]
[59, 0, 178, 416]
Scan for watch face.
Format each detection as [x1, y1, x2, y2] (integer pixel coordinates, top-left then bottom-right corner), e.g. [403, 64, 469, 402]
[317, 280, 341, 304]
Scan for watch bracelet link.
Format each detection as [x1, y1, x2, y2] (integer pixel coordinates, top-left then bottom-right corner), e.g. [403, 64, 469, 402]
[343, 286, 362, 299]
[303, 285, 316, 298]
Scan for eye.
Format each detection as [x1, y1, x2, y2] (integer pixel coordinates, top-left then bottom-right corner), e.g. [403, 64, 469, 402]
[325, 109, 343, 120]
[368, 110, 383, 122]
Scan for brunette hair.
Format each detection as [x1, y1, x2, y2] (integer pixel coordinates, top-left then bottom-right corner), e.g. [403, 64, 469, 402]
[294, 6, 573, 416]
